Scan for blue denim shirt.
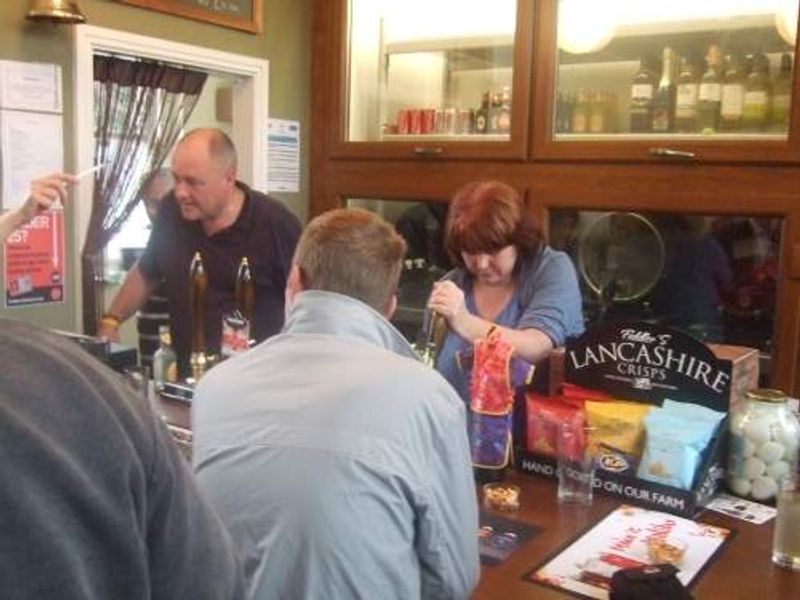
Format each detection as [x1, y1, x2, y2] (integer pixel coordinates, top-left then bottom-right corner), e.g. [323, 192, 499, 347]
[436, 246, 585, 404]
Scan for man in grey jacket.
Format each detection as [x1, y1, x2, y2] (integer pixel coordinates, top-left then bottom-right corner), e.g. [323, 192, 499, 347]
[193, 208, 480, 599]
[0, 318, 244, 599]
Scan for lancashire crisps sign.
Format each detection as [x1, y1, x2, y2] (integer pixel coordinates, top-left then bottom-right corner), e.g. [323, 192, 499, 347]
[565, 322, 730, 412]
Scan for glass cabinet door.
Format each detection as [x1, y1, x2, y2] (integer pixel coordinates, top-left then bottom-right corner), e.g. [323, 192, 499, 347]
[340, 0, 532, 159]
[549, 208, 781, 385]
[536, 0, 800, 162]
[344, 197, 450, 341]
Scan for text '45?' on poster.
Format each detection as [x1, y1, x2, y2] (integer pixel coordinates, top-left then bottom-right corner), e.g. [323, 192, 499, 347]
[4, 210, 64, 306]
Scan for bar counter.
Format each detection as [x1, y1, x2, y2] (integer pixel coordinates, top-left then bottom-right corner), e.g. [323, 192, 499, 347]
[156, 396, 797, 599]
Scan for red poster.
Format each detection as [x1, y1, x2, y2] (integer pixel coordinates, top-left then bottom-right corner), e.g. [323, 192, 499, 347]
[4, 209, 65, 306]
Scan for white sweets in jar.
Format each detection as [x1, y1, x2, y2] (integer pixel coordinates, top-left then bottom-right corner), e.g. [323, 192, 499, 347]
[728, 389, 800, 502]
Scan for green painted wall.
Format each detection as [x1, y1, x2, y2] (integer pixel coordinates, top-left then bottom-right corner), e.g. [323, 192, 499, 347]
[0, 0, 311, 332]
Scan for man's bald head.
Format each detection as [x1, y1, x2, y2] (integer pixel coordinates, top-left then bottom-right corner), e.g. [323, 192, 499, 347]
[179, 128, 237, 172]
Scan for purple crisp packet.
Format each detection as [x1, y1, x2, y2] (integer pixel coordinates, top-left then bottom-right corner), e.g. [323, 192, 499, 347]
[470, 412, 512, 468]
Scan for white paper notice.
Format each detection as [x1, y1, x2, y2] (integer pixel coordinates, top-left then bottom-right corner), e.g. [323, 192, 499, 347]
[267, 118, 300, 193]
[1, 110, 63, 210]
[0, 60, 62, 113]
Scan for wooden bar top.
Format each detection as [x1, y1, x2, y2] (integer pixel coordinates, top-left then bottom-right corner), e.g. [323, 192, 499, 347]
[476, 472, 797, 599]
[155, 395, 797, 598]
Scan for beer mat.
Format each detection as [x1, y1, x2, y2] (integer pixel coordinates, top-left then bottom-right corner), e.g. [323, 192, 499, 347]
[523, 504, 735, 600]
[479, 512, 542, 566]
[704, 493, 776, 525]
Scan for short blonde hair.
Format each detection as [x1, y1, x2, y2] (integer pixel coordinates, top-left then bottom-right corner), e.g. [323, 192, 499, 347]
[294, 208, 407, 312]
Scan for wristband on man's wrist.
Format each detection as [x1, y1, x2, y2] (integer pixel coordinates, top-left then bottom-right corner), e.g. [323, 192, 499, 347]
[100, 313, 121, 328]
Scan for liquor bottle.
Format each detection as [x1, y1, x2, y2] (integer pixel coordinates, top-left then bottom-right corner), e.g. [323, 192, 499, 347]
[571, 89, 590, 134]
[675, 55, 699, 133]
[697, 44, 723, 133]
[720, 54, 745, 131]
[742, 52, 771, 132]
[630, 55, 658, 133]
[496, 85, 512, 134]
[771, 53, 793, 132]
[475, 91, 490, 134]
[152, 324, 178, 391]
[488, 90, 503, 133]
[555, 92, 566, 133]
[589, 90, 606, 133]
[235, 256, 255, 329]
[652, 47, 676, 133]
[189, 251, 208, 380]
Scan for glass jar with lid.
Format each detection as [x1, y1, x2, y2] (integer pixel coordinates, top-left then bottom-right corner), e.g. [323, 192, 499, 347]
[727, 389, 800, 502]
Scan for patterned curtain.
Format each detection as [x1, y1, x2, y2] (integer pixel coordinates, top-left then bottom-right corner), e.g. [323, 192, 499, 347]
[82, 55, 207, 334]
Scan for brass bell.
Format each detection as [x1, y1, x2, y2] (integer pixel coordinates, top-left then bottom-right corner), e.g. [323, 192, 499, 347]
[26, 0, 86, 24]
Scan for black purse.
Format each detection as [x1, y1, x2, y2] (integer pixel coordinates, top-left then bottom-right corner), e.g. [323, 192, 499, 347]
[610, 564, 693, 600]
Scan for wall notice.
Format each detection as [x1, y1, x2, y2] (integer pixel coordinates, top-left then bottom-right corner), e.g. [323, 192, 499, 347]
[4, 209, 65, 307]
[267, 118, 300, 193]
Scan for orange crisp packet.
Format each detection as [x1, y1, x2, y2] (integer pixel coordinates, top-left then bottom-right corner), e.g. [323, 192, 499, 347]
[526, 392, 586, 460]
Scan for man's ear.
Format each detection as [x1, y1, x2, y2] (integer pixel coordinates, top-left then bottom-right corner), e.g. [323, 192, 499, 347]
[285, 263, 305, 303]
[384, 293, 397, 320]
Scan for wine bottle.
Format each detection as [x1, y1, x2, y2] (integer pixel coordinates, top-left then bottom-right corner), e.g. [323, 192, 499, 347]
[630, 55, 658, 133]
[697, 44, 723, 134]
[720, 54, 745, 132]
[742, 52, 771, 132]
[675, 55, 699, 133]
[652, 47, 676, 133]
[771, 53, 793, 132]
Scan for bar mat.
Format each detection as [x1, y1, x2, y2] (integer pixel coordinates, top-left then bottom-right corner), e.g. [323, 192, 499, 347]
[480, 511, 543, 566]
[523, 504, 734, 599]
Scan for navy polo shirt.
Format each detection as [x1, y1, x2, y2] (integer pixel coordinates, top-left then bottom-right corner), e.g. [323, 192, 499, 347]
[138, 182, 301, 376]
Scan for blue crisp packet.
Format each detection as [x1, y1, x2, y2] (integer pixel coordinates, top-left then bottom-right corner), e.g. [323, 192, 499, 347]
[661, 399, 726, 425]
[469, 412, 512, 469]
[637, 403, 724, 491]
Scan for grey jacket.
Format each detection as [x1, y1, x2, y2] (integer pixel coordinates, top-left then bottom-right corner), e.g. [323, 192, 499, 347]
[193, 291, 480, 600]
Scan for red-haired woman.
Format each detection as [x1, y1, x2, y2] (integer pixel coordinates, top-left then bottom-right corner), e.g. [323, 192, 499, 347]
[427, 180, 584, 402]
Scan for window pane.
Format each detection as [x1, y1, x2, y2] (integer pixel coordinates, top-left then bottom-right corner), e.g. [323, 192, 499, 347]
[550, 209, 780, 382]
[347, 0, 518, 142]
[554, 0, 799, 140]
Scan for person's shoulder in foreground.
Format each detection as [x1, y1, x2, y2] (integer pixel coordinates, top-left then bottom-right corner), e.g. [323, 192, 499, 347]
[0, 318, 244, 600]
[193, 207, 479, 600]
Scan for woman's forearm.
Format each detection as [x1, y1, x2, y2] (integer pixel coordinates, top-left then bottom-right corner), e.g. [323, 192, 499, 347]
[451, 311, 554, 363]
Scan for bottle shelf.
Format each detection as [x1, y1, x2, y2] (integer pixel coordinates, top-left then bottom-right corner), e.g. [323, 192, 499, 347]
[381, 133, 510, 142]
[554, 132, 786, 141]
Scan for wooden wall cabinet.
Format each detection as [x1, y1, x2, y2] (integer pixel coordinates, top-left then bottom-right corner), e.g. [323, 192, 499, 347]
[312, 0, 800, 395]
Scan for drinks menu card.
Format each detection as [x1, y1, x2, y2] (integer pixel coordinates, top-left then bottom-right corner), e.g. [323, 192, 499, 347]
[526, 505, 732, 599]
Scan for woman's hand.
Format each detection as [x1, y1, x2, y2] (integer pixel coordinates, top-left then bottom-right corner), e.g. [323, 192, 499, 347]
[428, 280, 470, 333]
[21, 173, 75, 221]
[1, 173, 76, 244]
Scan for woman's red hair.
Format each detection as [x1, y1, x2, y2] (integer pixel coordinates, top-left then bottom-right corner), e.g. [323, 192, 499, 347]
[444, 181, 542, 269]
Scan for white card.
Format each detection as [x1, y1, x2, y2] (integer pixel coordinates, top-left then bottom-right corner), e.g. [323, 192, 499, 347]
[706, 493, 776, 525]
